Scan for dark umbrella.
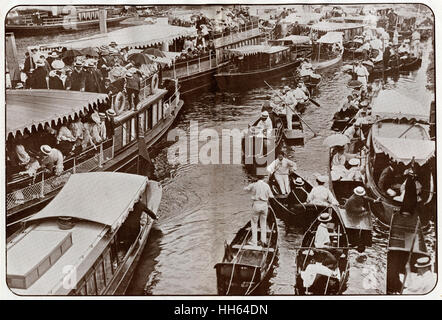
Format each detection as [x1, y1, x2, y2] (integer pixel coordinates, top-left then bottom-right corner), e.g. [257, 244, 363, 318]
[128, 53, 153, 65]
[61, 49, 83, 59]
[142, 48, 166, 58]
[81, 47, 99, 57]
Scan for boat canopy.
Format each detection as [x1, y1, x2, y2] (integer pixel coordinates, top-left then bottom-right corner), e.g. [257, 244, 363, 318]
[371, 90, 430, 122]
[229, 45, 289, 56]
[26, 172, 148, 232]
[38, 24, 197, 50]
[373, 136, 435, 166]
[6, 89, 108, 138]
[307, 21, 365, 32]
[317, 32, 343, 44]
[277, 35, 311, 45]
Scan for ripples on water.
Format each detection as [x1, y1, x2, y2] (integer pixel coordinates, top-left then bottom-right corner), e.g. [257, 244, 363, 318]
[14, 31, 435, 296]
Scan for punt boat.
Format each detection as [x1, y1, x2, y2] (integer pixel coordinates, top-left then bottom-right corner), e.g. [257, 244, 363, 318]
[214, 206, 278, 295]
[294, 207, 350, 295]
[7, 172, 162, 295]
[311, 32, 344, 71]
[386, 213, 430, 294]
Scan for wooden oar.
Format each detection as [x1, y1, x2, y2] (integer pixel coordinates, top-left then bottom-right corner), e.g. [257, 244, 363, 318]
[400, 216, 421, 294]
[264, 81, 318, 137]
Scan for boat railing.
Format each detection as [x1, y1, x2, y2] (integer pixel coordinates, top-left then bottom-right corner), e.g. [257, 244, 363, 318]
[6, 138, 115, 212]
[162, 52, 218, 79]
[212, 22, 261, 48]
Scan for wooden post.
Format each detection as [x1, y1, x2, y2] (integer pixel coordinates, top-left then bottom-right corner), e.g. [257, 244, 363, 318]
[99, 9, 107, 34]
[5, 33, 20, 88]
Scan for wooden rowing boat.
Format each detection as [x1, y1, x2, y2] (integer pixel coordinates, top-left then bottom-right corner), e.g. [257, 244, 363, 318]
[214, 206, 279, 295]
[386, 213, 430, 294]
[328, 148, 373, 249]
[243, 111, 284, 175]
[269, 172, 330, 229]
[270, 110, 305, 146]
[294, 207, 350, 295]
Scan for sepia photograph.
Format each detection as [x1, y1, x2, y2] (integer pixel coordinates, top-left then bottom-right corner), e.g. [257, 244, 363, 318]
[2, 1, 438, 298]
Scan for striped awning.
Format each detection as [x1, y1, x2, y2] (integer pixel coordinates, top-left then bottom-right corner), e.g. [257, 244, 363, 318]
[307, 22, 365, 32]
[6, 89, 108, 138]
[229, 45, 289, 56]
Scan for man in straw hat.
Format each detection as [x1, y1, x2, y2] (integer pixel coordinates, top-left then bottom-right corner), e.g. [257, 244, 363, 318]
[29, 59, 48, 89]
[314, 212, 333, 248]
[66, 60, 85, 91]
[266, 151, 297, 195]
[344, 186, 379, 216]
[244, 176, 274, 247]
[40, 145, 64, 176]
[306, 174, 338, 207]
[402, 256, 436, 294]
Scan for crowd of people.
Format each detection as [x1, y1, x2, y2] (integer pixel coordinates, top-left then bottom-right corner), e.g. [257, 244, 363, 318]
[18, 41, 160, 104]
[7, 108, 116, 181]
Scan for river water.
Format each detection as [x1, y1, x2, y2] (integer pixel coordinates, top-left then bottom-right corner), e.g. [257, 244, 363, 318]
[14, 28, 435, 296]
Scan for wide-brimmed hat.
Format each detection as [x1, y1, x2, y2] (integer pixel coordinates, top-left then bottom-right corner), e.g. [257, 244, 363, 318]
[51, 60, 65, 70]
[49, 51, 58, 58]
[91, 112, 101, 124]
[125, 71, 133, 78]
[261, 111, 269, 117]
[354, 186, 366, 196]
[316, 174, 328, 184]
[348, 158, 360, 166]
[294, 177, 304, 186]
[40, 145, 52, 155]
[415, 256, 432, 268]
[109, 41, 118, 47]
[106, 109, 116, 117]
[318, 212, 332, 223]
[98, 112, 106, 119]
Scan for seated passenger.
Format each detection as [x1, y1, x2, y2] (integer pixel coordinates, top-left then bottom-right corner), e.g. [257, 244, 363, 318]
[68, 119, 84, 152]
[342, 158, 363, 181]
[402, 256, 437, 294]
[344, 186, 369, 216]
[314, 212, 332, 248]
[40, 145, 64, 176]
[15, 144, 31, 167]
[19, 157, 41, 178]
[254, 111, 273, 138]
[57, 124, 76, 156]
[378, 164, 396, 196]
[307, 175, 339, 206]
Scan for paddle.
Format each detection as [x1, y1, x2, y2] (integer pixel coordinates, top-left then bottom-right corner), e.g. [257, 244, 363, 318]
[264, 81, 318, 137]
[292, 71, 321, 107]
[400, 216, 421, 294]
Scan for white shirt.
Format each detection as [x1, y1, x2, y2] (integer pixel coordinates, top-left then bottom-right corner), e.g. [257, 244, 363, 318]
[307, 185, 339, 206]
[255, 117, 273, 131]
[293, 87, 308, 101]
[331, 153, 346, 167]
[244, 180, 274, 202]
[284, 91, 297, 105]
[354, 65, 369, 78]
[403, 270, 437, 294]
[267, 158, 297, 175]
[314, 223, 331, 248]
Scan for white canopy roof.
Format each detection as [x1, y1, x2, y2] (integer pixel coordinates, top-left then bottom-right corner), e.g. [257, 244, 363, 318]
[229, 45, 289, 56]
[373, 136, 435, 166]
[277, 35, 311, 44]
[26, 172, 148, 231]
[317, 32, 343, 44]
[42, 24, 197, 50]
[372, 90, 430, 122]
[307, 21, 365, 32]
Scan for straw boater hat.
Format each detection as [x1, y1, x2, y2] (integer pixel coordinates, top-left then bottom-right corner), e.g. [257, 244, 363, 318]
[109, 41, 118, 47]
[318, 212, 332, 223]
[98, 112, 106, 120]
[125, 71, 133, 79]
[294, 177, 304, 186]
[40, 145, 52, 155]
[348, 158, 360, 167]
[49, 51, 58, 58]
[74, 61, 83, 67]
[415, 256, 432, 268]
[91, 113, 101, 124]
[283, 85, 291, 92]
[106, 109, 116, 117]
[353, 186, 366, 196]
[261, 111, 269, 117]
[360, 100, 369, 107]
[51, 60, 65, 70]
[35, 59, 45, 67]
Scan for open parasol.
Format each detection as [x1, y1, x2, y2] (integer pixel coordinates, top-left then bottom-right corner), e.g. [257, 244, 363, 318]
[347, 79, 362, 89]
[323, 134, 350, 147]
[127, 53, 154, 66]
[81, 47, 99, 57]
[142, 48, 166, 58]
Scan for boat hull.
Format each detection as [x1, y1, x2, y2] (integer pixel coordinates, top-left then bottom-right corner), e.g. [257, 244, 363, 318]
[215, 60, 301, 92]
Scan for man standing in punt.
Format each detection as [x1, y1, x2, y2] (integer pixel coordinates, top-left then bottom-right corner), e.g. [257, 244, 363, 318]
[244, 177, 274, 247]
[266, 151, 297, 195]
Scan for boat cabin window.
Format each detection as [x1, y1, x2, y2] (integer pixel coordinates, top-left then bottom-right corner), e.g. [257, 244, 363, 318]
[103, 248, 114, 285]
[76, 282, 87, 296]
[152, 103, 158, 127]
[94, 260, 106, 294]
[86, 271, 97, 295]
[158, 101, 163, 121]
